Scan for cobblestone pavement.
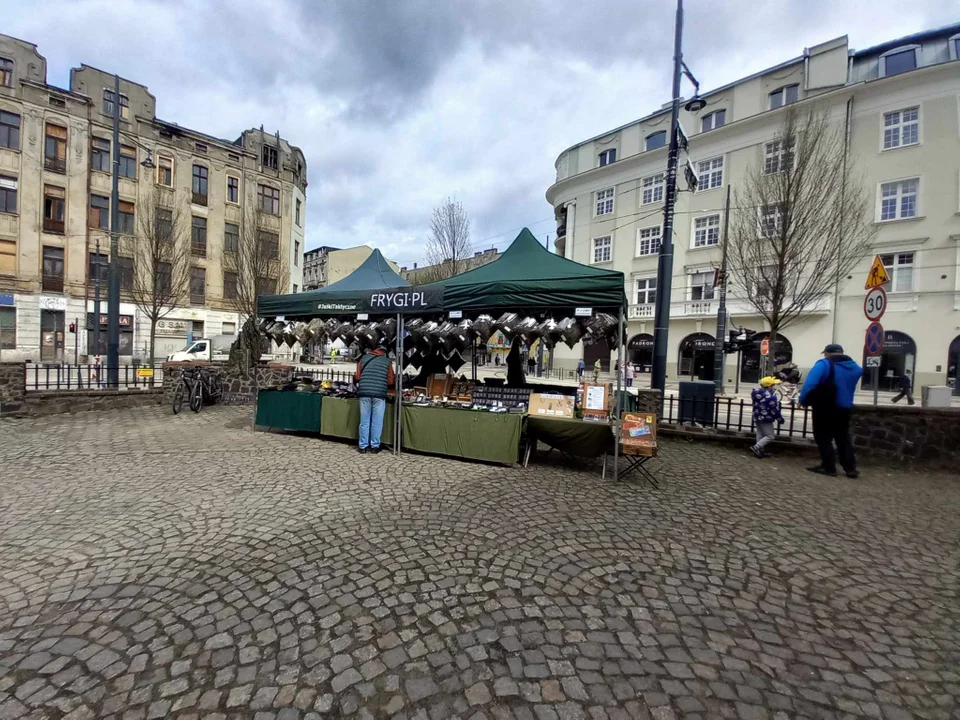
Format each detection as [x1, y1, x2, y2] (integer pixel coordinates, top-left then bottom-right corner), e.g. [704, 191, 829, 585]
[1, 406, 958, 720]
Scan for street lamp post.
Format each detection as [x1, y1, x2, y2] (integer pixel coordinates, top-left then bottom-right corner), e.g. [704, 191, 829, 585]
[651, 0, 705, 398]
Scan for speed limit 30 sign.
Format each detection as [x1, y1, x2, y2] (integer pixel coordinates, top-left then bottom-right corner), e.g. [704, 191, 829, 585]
[864, 286, 887, 322]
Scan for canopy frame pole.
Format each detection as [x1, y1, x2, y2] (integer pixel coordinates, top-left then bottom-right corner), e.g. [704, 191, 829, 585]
[614, 306, 624, 482]
[394, 313, 403, 456]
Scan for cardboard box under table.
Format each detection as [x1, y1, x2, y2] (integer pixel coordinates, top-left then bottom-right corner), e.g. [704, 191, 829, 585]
[255, 390, 323, 433]
[320, 396, 396, 445]
[401, 405, 522, 465]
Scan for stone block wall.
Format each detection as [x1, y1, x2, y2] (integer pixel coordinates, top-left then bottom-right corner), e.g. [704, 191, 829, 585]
[634, 389, 662, 417]
[24, 389, 163, 416]
[162, 362, 295, 405]
[0, 362, 26, 416]
[850, 404, 960, 468]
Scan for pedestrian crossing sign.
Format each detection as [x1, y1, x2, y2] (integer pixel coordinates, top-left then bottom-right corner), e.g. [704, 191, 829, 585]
[865, 255, 890, 289]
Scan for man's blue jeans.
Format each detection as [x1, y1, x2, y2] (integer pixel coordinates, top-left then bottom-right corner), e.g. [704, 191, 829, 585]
[359, 397, 386, 449]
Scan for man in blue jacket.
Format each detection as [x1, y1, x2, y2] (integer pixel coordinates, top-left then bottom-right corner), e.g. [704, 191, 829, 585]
[798, 343, 862, 478]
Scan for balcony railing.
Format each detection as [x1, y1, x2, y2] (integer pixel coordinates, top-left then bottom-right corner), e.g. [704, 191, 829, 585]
[190, 293, 206, 306]
[41, 274, 64, 293]
[682, 299, 715, 316]
[628, 304, 656, 319]
[44, 157, 67, 174]
[192, 192, 208, 206]
[42, 218, 65, 234]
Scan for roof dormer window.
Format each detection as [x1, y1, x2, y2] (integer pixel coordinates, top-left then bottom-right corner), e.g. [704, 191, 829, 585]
[879, 45, 919, 77]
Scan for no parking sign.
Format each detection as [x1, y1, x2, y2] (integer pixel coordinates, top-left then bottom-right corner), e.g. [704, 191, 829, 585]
[865, 322, 884, 356]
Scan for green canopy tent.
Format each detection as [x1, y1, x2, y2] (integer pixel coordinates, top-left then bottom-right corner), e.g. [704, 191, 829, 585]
[421, 227, 627, 313]
[257, 248, 411, 318]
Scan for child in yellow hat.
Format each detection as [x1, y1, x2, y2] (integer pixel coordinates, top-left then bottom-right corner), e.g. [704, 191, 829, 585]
[750, 376, 784, 458]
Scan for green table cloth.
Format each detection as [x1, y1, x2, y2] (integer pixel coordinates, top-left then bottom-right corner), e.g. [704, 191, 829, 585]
[526, 416, 614, 458]
[402, 406, 522, 465]
[255, 390, 322, 432]
[321, 396, 396, 444]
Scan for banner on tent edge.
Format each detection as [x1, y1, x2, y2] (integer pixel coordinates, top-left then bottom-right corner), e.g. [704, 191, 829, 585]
[316, 287, 445, 314]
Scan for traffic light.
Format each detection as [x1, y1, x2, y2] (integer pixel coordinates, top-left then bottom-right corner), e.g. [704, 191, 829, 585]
[725, 328, 758, 354]
[68, 322, 76, 333]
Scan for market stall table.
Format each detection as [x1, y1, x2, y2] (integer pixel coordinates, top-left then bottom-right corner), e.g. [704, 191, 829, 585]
[320, 396, 396, 444]
[255, 390, 322, 433]
[401, 406, 522, 465]
[523, 415, 614, 467]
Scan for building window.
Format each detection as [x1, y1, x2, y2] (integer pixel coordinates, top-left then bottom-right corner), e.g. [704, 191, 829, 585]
[118, 145, 137, 178]
[222, 321, 236, 335]
[880, 47, 918, 77]
[595, 187, 614, 216]
[118, 256, 134, 291]
[155, 208, 173, 239]
[226, 175, 239, 204]
[701, 110, 726, 132]
[42, 246, 64, 293]
[88, 251, 108, 284]
[598, 148, 617, 167]
[635, 277, 657, 305]
[693, 214, 721, 248]
[295, 198, 302, 225]
[0, 306, 14, 348]
[190, 267, 206, 305]
[256, 276, 276, 297]
[764, 139, 794, 175]
[192, 164, 208, 205]
[157, 262, 172, 294]
[103, 89, 130, 119]
[636, 226, 661, 257]
[880, 252, 915, 293]
[760, 204, 783, 238]
[43, 185, 66, 234]
[697, 156, 723, 191]
[883, 107, 919, 150]
[641, 174, 664, 205]
[954, 37, 960, 60]
[89, 194, 109, 229]
[44, 123, 67, 174]
[157, 153, 173, 187]
[0, 111, 19, 150]
[223, 271, 238, 300]
[258, 231, 279, 260]
[0, 58, 12, 88]
[0, 175, 16, 214]
[194, 142, 207, 153]
[645, 131, 667, 151]
[118, 200, 135, 234]
[191, 216, 207, 257]
[262, 145, 279, 170]
[258, 184, 280, 215]
[690, 271, 716, 301]
[0, 238, 14, 276]
[880, 178, 919, 221]
[91, 137, 110, 172]
[224, 222, 239, 253]
[294, 240, 300, 266]
[769, 84, 799, 110]
[293, 284, 298, 293]
[592, 236, 612, 264]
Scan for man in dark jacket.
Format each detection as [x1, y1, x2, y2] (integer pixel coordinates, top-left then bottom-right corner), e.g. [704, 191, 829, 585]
[354, 343, 395, 454]
[799, 344, 862, 478]
[891, 369, 915, 405]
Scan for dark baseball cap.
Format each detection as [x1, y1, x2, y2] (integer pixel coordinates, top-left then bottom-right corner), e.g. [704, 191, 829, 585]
[823, 343, 844, 354]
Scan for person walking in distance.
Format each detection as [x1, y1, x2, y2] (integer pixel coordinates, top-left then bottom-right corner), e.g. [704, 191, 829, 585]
[892, 369, 915, 405]
[749, 377, 784, 459]
[625, 362, 634, 388]
[576, 358, 585, 381]
[354, 342, 395, 454]
[798, 343, 862, 478]
[593, 359, 601, 384]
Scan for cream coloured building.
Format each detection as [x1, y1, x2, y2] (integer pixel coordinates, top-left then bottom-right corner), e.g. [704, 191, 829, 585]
[302, 245, 401, 290]
[546, 23, 960, 391]
[0, 33, 307, 362]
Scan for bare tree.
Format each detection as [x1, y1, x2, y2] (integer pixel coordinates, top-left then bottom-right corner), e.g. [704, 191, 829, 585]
[222, 204, 288, 368]
[423, 198, 471, 281]
[725, 107, 876, 373]
[125, 184, 192, 361]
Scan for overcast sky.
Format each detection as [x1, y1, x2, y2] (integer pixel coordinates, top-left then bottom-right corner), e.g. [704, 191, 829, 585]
[5, 1, 955, 266]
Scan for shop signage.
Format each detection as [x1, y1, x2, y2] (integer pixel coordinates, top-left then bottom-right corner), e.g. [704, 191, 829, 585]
[136, 367, 155, 378]
[155, 319, 190, 337]
[356, 313, 369, 321]
[87, 313, 133, 327]
[39, 296, 67, 311]
[448, 310, 463, 320]
[317, 287, 444, 314]
[575, 307, 593, 317]
[0, 293, 13, 306]
[627, 334, 654, 350]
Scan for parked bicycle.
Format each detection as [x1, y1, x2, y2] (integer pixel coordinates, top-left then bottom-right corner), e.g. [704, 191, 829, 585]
[172, 367, 201, 415]
[190, 367, 224, 412]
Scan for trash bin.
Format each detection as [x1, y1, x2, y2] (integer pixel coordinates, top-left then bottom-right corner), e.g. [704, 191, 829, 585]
[678, 380, 715, 425]
[921, 385, 952, 408]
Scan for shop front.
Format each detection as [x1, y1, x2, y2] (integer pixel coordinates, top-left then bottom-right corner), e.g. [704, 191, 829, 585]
[740, 332, 793, 384]
[677, 332, 715, 382]
[39, 296, 67, 362]
[153, 318, 193, 360]
[861, 330, 916, 391]
[627, 333, 654, 373]
[86, 313, 134, 357]
[947, 335, 960, 391]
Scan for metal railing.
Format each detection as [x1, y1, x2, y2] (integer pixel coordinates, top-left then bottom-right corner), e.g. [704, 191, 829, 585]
[662, 394, 813, 440]
[295, 368, 354, 384]
[25, 363, 165, 392]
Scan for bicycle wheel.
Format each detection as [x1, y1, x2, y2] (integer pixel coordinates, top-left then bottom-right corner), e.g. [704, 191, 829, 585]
[172, 381, 186, 415]
[190, 380, 203, 412]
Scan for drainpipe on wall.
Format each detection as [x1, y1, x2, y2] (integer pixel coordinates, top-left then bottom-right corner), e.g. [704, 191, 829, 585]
[82, 92, 94, 363]
[831, 95, 854, 344]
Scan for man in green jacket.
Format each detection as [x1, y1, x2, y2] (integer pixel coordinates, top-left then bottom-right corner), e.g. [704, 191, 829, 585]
[354, 343, 395, 454]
